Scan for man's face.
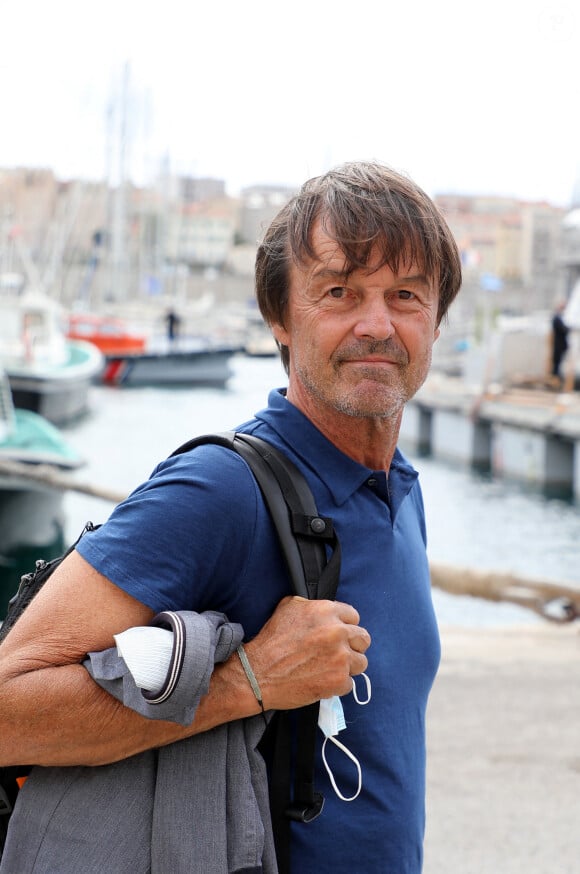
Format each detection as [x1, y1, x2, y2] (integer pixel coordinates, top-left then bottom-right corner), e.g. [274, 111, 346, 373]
[272, 220, 440, 421]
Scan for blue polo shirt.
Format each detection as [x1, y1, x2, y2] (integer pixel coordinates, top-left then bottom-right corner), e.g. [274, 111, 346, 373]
[78, 388, 440, 873]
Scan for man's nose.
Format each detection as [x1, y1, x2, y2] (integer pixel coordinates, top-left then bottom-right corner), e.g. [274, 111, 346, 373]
[353, 296, 395, 340]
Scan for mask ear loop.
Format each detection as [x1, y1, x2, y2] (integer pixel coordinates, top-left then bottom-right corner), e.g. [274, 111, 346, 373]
[352, 672, 371, 705]
[321, 735, 363, 802]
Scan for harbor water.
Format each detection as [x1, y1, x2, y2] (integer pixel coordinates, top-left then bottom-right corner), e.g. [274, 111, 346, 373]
[61, 354, 580, 630]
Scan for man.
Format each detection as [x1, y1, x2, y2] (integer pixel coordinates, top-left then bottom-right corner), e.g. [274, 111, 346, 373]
[0, 161, 462, 872]
[551, 299, 569, 385]
[165, 308, 181, 342]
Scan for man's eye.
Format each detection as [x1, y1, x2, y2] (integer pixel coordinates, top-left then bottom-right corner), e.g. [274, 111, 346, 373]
[328, 286, 346, 299]
[398, 290, 415, 300]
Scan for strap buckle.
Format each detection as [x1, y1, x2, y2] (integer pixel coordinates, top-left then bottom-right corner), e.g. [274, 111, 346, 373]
[285, 792, 324, 823]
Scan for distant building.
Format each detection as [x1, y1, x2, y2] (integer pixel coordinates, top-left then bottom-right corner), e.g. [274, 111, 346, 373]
[165, 199, 238, 268]
[179, 176, 227, 204]
[435, 193, 566, 311]
[0, 169, 110, 302]
[561, 208, 580, 292]
[0, 168, 59, 262]
[520, 203, 564, 288]
[238, 184, 297, 245]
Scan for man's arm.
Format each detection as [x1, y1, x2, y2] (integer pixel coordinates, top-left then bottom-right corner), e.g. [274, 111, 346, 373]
[0, 550, 370, 767]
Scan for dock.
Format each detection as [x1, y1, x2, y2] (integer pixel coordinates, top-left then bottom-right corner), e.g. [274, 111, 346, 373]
[401, 374, 580, 499]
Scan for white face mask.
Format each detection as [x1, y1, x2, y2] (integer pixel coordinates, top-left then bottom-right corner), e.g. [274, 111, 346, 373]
[318, 673, 372, 802]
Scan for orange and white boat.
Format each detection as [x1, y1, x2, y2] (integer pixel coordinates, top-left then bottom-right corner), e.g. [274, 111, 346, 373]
[67, 313, 147, 356]
[67, 312, 238, 388]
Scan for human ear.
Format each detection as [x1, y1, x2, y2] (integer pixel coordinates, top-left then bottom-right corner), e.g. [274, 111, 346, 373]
[271, 321, 291, 347]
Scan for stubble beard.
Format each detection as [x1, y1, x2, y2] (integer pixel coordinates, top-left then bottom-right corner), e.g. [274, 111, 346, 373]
[294, 342, 433, 421]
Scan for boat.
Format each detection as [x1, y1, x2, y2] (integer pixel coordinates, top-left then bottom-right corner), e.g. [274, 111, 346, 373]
[0, 291, 104, 426]
[67, 310, 238, 388]
[0, 372, 84, 620]
[67, 312, 147, 356]
[100, 340, 237, 388]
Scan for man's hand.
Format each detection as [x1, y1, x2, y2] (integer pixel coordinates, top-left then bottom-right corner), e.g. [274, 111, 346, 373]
[244, 596, 370, 710]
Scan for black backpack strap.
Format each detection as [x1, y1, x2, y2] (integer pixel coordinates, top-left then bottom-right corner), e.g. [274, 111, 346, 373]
[233, 433, 341, 602]
[171, 431, 341, 874]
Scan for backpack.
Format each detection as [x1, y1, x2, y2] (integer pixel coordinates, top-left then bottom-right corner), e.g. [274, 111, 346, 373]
[0, 431, 341, 873]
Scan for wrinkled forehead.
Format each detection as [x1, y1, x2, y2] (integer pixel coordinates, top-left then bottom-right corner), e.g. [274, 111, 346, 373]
[293, 215, 437, 284]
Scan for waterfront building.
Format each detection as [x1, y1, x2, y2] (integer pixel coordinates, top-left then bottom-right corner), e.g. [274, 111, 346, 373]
[435, 193, 566, 314]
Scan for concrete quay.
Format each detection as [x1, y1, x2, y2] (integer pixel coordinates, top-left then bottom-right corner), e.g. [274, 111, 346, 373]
[424, 624, 580, 874]
[401, 374, 580, 499]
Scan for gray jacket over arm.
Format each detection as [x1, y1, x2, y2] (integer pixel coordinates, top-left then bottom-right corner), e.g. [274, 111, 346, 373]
[0, 611, 278, 874]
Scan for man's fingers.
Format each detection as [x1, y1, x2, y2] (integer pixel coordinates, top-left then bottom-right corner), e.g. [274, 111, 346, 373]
[349, 627, 371, 654]
[332, 599, 362, 626]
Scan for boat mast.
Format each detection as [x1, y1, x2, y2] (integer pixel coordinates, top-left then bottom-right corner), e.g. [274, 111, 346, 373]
[107, 61, 131, 306]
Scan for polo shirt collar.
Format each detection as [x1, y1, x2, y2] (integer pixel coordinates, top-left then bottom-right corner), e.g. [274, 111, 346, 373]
[255, 389, 418, 509]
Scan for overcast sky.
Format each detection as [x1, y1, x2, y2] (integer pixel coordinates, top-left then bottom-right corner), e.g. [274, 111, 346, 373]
[2, 0, 579, 205]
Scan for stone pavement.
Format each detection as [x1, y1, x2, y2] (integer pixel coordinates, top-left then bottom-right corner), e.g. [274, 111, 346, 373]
[424, 625, 580, 874]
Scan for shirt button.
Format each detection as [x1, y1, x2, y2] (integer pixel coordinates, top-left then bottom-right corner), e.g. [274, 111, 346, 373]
[367, 477, 377, 487]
